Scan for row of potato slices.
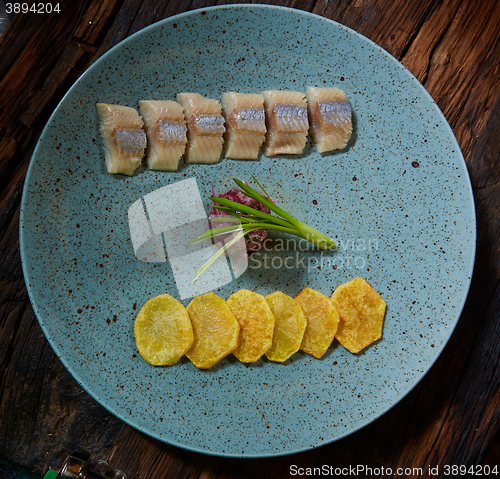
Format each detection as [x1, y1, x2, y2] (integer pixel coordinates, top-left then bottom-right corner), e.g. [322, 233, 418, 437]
[134, 277, 386, 369]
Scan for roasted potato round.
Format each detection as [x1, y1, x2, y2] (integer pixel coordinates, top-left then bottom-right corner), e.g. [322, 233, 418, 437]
[265, 291, 307, 362]
[185, 292, 240, 369]
[331, 277, 386, 353]
[227, 289, 275, 363]
[134, 294, 194, 366]
[295, 287, 339, 359]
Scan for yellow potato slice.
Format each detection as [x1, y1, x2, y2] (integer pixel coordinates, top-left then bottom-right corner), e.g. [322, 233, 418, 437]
[265, 291, 307, 362]
[331, 277, 386, 353]
[134, 294, 194, 366]
[227, 289, 275, 363]
[294, 287, 339, 359]
[185, 292, 240, 369]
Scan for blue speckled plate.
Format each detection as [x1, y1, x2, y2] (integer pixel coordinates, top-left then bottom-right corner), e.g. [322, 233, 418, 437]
[20, 5, 475, 457]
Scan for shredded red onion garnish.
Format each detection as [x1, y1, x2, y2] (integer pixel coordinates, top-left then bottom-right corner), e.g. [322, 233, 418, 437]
[208, 185, 274, 253]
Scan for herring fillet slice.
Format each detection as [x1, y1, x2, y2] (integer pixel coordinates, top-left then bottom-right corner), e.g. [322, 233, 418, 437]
[262, 90, 309, 156]
[139, 100, 187, 171]
[96, 103, 146, 176]
[222, 92, 266, 160]
[306, 86, 352, 152]
[176, 92, 225, 164]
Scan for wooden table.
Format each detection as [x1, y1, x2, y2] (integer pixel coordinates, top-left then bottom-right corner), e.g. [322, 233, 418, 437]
[1, 0, 499, 477]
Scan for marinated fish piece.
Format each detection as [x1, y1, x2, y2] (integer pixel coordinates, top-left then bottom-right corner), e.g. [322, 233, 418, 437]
[222, 92, 266, 160]
[306, 86, 352, 152]
[262, 90, 309, 156]
[96, 103, 146, 175]
[176, 92, 225, 164]
[185, 292, 240, 369]
[139, 100, 187, 171]
[295, 287, 339, 359]
[227, 289, 275, 363]
[265, 291, 307, 362]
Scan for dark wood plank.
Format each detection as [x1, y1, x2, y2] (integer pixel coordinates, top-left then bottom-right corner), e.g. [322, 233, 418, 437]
[314, 0, 437, 59]
[90, 0, 160, 60]
[406, 0, 500, 160]
[107, 422, 320, 479]
[74, 0, 124, 45]
[428, 92, 500, 467]
[0, 7, 49, 81]
[401, 0, 462, 84]
[126, 0, 189, 36]
[0, 0, 93, 208]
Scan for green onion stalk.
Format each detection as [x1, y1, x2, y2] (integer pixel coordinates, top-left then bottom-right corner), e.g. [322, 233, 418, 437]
[190, 177, 336, 282]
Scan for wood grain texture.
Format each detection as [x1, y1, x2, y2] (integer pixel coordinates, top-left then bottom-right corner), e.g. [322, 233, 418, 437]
[0, 0, 499, 477]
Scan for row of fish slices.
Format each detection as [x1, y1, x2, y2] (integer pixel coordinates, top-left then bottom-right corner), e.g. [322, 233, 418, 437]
[96, 87, 353, 176]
